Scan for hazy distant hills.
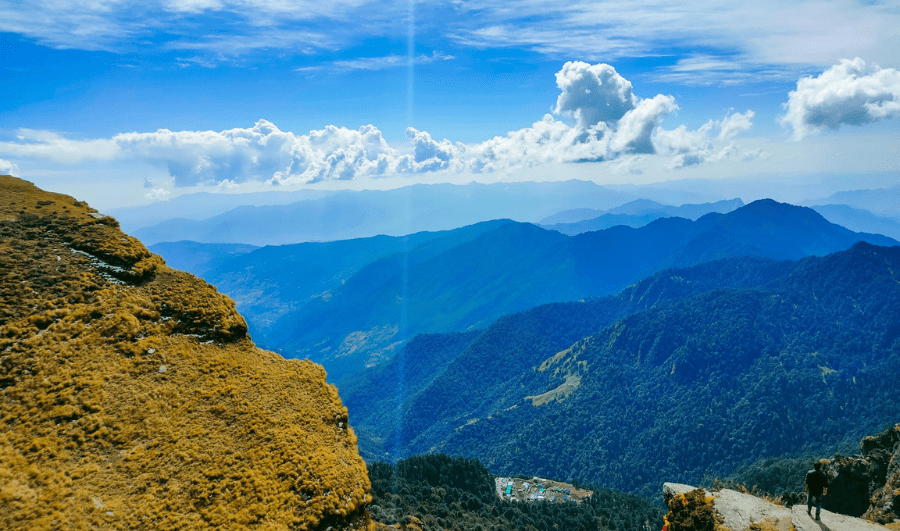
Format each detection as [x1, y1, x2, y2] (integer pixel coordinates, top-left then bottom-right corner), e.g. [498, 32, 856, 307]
[810, 204, 900, 241]
[540, 198, 744, 236]
[809, 185, 900, 217]
[107, 188, 336, 232]
[342, 242, 900, 499]
[132, 181, 635, 246]
[151, 199, 897, 382]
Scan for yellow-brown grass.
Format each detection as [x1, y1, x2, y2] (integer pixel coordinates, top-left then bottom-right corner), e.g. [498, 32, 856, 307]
[0, 176, 371, 530]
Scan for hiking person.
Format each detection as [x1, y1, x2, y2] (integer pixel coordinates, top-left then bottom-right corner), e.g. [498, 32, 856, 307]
[805, 461, 828, 520]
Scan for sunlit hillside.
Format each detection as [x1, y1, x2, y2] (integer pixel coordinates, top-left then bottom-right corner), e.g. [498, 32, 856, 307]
[0, 176, 370, 530]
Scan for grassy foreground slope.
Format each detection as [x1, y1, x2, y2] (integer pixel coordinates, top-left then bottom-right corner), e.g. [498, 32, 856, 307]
[0, 176, 370, 530]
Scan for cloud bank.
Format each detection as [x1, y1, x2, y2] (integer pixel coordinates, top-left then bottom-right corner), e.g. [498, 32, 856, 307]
[0, 61, 756, 191]
[427, 61, 754, 173]
[1, 121, 421, 186]
[781, 58, 900, 139]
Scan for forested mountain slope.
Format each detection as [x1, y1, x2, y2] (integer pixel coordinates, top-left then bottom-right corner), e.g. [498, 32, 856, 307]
[341, 256, 796, 459]
[156, 199, 896, 382]
[367, 454, 666, 531]
[342, 242, 900, 500]
[0, 177, 370, 530]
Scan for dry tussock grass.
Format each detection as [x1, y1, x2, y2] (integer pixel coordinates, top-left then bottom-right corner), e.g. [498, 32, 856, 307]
[0, 176, 371, 530]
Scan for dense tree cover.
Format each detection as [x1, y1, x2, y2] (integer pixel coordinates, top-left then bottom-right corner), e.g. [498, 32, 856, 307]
[343, 254, 796, 462]
[698, 452, 824, 509]
[367, 454, 665, 531]
[345, 243, 900, 499]
[155, 200, 895, 382]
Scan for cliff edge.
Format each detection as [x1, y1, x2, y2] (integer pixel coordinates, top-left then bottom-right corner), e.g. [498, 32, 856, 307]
[0, 176, 371, 530]
[663, 483, 889, 531]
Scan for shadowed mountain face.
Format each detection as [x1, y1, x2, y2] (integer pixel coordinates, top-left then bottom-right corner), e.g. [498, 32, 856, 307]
[0, 176, 370, 530]
[341, 242, 900, 501]
[153, 199, 897, 382]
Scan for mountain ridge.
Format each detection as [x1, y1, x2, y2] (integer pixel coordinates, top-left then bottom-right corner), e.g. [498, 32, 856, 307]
[131, 180, 635, 246]
[341, 241, 900, 500]
[182, 199, 897, 381]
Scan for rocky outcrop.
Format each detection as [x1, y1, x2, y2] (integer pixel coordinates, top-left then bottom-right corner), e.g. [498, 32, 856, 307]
[663, 483, 889, 531]
[0, 177, 371, 530]
[824, 423, 900, 523]
[791, 505, 888, 531]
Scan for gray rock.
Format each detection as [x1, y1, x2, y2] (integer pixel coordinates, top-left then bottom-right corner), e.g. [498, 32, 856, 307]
[712, 488, 792, 531]
[791, 505, 887, 531]
[662, 483, 888, 531]
[663, 483, 697, 500]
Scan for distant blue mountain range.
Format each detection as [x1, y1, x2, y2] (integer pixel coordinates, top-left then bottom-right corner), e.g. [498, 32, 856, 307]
[540, 198, 745, 235]
[135, 180, 635, 246]
[150, 199, 897, 382]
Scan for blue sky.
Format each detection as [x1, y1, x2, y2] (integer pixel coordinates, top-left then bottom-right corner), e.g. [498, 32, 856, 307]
[0, 0, 898, 209]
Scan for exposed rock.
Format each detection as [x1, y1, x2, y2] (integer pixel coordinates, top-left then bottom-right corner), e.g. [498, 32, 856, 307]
[824, 423, 900, 523]
[791, 505, 888, 531]
[712, 488, 792, 531]
[664, 483, 889, 531]
[664, 483, 697, 498]
[664, 483, 791, 531]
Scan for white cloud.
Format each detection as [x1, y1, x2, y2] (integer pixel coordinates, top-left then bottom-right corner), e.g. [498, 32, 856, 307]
[653, 110, 756, 168]
[330, 51, 454, 72]
[5, 0, 898, 85]
[718, 110, 754, 140]
[144, 187, 172, 201]
[554, 61, 638, 129]
[0, 120, 425, 186]
[406, 128, 466, 172]
[457, 63, 750, 172]
[608, 94, 677, 154]
[0, 130, 119, 163]
[781, 58, 900, 140]
[0, 62, 760, 184]
[466, 114, 610, 172]
[0, 158, 19, 175]
[0, 0, 393, 55]
[450, 1, 900, 83]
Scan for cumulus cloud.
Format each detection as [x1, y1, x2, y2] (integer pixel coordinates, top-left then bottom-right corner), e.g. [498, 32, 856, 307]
[453, 62, 752, 172]
[144, 187, 172, 201]
[609, 94, 677, 154]
[781, 58, 900, 140]
[654, 110, 757, 169]
[0, 158, 19, 175]
[0, 62, 759, 184]
[465, 114, 609, 172]
[554, 61, 639, 129]
[0, 120, 422, 187]
[718, 110, 754, 140]
[406, 128, 466, 172]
